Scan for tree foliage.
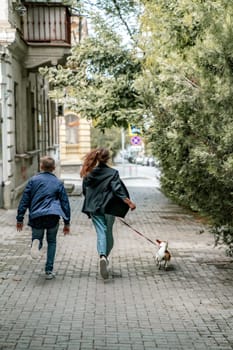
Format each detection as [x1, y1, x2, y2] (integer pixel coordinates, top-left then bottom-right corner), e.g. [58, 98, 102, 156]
[139, 0, 233, 255]
[91, 126, 130, 162]
[40, 0, 233, 254]
[40, 0, 143, 131]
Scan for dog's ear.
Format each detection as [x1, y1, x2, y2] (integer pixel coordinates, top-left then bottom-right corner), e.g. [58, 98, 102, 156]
[156, 239, 161, 245]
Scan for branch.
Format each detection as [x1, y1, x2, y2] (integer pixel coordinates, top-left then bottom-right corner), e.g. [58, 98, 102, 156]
[183, 76, 199, 88]
[111, 0, 135, 43]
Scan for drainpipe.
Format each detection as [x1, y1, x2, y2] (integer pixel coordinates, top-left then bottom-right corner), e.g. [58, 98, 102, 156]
[0, 99, 3, 207]
[0, 49, 8, 208]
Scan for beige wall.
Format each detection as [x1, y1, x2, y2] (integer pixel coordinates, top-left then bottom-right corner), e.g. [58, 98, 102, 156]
[0, 43, 60, 208]
[60, 111, 91, 165]
[0, 0, 74, 208]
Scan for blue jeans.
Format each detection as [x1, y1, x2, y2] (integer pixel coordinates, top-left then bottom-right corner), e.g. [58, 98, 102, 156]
[32, 223, 59, 272]
[91, 214, 115, 257]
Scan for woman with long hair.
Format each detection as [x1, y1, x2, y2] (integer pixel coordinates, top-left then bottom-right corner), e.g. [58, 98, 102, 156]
[80, 148, 136, 280]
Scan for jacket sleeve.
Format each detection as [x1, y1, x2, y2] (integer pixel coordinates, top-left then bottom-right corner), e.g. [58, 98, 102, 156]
[16, 180, 33, 222]
[110, 171, 129, 200]
[82, 177, 87, 196]
[104, 171, 130, 218]
[59, 183, 71, 225]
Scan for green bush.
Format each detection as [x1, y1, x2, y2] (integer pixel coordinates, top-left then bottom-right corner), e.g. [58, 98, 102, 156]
[140, 1, 233, 255]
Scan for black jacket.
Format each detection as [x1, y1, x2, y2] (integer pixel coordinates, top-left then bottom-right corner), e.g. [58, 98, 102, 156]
[82, 164, 130, 218]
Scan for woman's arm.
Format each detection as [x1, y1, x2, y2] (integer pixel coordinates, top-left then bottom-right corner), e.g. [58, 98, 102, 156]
[110, 171, 136, 210]
[123, 197, 136, 210]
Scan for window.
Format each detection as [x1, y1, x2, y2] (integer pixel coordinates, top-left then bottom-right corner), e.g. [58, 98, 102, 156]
[65, 114, 79, 144]
[0, 103, 2, 161]
[14, 82, 21, 154]
[26, 89, 36, 151]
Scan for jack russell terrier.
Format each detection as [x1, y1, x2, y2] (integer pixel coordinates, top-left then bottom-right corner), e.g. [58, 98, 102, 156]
[155, 239, 171, 269]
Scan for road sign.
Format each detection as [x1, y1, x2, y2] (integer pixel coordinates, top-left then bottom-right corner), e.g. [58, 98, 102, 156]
[128, 125, 141, 136]
[130, 136, 141, 145]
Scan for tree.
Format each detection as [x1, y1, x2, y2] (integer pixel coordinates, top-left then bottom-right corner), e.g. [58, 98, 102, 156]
[139, 0, 233, 255]
[91, 126, 130, 162]
[40, 0, 143, 131]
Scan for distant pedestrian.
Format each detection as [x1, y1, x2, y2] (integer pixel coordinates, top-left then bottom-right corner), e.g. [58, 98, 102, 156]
[16, 156, 71, 280]
[80, 148, 136, 280]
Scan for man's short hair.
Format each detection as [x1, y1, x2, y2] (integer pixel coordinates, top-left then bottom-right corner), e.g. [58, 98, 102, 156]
[40, 156, 55, 172]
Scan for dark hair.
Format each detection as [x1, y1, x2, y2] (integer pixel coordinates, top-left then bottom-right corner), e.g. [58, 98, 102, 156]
[80, 148, 110, 177]
[40, 156, 55, 172]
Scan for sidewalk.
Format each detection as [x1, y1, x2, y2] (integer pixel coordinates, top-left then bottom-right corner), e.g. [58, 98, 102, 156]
[0, 183, 233, 350]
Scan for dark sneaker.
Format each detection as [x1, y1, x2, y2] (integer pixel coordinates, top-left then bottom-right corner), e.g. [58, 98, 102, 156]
[45, 271, 56, 280]
[100, 256, 109, 280]
[30, 239, 41, 259]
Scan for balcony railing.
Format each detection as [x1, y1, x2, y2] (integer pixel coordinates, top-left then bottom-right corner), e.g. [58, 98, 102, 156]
[21, 3, 71, 45]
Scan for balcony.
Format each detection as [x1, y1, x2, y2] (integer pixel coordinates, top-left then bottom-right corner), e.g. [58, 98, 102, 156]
[20, 1, 71, 69]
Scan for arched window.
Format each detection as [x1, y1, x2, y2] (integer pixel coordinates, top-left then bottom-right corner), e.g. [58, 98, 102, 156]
[65, 114, 79, 144]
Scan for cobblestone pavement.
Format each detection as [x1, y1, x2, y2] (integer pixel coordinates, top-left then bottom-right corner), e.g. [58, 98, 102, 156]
[0, 183, 233, 350]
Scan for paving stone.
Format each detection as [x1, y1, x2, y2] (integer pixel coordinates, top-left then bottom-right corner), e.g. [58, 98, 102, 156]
[0, 184, 233, 350]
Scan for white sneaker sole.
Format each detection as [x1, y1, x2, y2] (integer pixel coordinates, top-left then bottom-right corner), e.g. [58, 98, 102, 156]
[30, 239, 41, 259]
[45, 273, 56, 280]
[100, 258, 109, 279]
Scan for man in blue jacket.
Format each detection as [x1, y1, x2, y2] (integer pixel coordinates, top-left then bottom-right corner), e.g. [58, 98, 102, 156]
[16, 156, 71, 280]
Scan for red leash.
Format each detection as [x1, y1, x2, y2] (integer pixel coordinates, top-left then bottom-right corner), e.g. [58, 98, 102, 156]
[118, 218, 157, 247]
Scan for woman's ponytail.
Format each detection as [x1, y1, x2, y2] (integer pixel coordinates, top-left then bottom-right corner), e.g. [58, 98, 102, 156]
[80, 148, 109, 177]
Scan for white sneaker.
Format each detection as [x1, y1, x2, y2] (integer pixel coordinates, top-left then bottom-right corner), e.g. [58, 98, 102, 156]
[100, 256, 109, 280]
[45, 271, 56, 280]
[30, 239, 41, 259]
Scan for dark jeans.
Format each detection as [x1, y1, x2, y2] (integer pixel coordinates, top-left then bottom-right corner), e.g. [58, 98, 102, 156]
[32, 223, 59, 272]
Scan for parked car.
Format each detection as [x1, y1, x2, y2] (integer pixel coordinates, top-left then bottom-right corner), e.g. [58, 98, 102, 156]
[142, 155, 155, 166]
[135, 156, 144, 165]
[142, 156, 149, 166]
[148, 157, 155, 167]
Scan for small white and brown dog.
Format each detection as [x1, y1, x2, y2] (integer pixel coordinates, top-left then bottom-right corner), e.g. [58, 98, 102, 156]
[155, 239, 171, 270]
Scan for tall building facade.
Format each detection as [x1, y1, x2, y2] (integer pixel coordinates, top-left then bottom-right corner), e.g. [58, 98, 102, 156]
[0, 0, 71, 208]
